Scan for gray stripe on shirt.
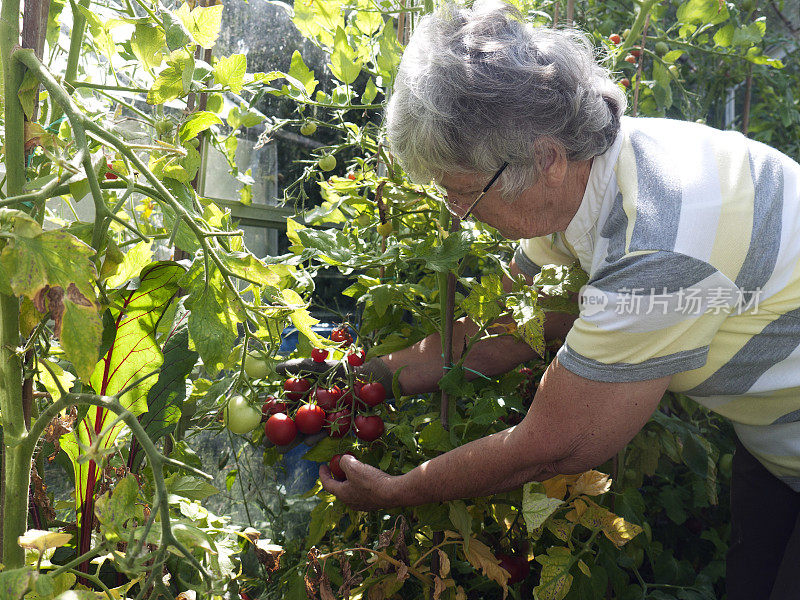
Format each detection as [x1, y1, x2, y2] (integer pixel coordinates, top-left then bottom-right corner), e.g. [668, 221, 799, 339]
[557, 343, 708, 382]
[734, 148, 784, 304]
[600, 192, 628, 264]
[685, 305, 800, 397]
[628, 129, 683, 252]
[590, 251, 718, 295]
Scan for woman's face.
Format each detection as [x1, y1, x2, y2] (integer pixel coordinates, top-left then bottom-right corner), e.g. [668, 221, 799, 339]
[437, 172, 563, 240]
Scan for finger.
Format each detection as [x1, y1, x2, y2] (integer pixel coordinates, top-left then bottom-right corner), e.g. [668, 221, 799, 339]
[319, 464, 346, 493]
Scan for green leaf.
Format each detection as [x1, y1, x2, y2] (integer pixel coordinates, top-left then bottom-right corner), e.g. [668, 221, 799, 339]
[732, 19, 766, 46]
[282, 288, 329, 347]
[148, 51, 194, 104]
[676, 0, 729, 25]
[361, 77, 378, 105]
[534, 546, 574, 600]
[131, 305, 198, 470]
[418, 421, 453, 452]
[376, 23, 402, 78]
[461, 274, 504, 324]
[652, 61, 673, 110]
[448, 500, 473, 551]
[162, 10, 191, 51]
[165, 474, 219, 500]
[662, 49, 684, 64]
[17, 70, 39, 121]
[106, 240, 154, 289]
[437, 365, 475, 398]
[95, 474, 139, 540]
[214, 53, 247, 93]
[292, 0, 344, 47]
[186, 284, 238, 376]
[0, 567, 36, 600]
[419, 231, 472, 273]
[179, 110, 223, 142]
[287, 51, 318, 96]
[522, 482, 563, 532]
[35, 358, 76, 401]
[713, 23, 734, 47]
[330, 27, 362, 84]
[217, 252, 281, 287]
[131, 24, 165, 70]
[76, 5, 115, 59]
[302, 436, 348, 461]
[307, 499, 345, 547]
[175, 2, 224, 48]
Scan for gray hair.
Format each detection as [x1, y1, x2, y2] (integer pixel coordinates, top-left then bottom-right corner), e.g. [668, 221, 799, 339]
[385, 1, 626, 198]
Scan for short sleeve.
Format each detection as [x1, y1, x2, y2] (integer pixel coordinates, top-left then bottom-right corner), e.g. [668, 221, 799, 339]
[514, 234, 578, 278]
[558, 251, 741, 382]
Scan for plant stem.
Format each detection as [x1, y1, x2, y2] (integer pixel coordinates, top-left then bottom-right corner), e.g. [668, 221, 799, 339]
[0, 0, 29, 567]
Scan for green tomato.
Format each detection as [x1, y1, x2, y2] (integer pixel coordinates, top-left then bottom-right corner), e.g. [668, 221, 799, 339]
[719, 453, 733, 478]
[154, 119, 171, 136]
[318, 154, 337, 172]
[668, 64, 679, 77]
[377, 221, 393, 237]
[224, 395, 262, 434]
[655, 41, 669, 56]
[300, 121, 317, 136]
[244, 353, 269, 379]
[356, 214, 371, 227]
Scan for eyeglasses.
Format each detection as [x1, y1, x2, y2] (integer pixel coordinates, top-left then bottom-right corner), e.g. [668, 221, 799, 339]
[440, 162, 509, 221]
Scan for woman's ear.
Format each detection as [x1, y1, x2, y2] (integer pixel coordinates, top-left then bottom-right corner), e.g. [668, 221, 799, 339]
[535, 139, 568, 187]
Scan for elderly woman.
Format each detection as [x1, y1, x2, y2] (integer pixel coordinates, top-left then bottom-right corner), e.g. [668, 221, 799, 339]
[300, 2, 800, 598]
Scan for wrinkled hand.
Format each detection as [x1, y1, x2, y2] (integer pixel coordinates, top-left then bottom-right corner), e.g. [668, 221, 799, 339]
[319, 455, 401, 511]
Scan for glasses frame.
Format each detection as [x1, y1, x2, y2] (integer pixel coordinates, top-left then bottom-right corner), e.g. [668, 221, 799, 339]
[460, 162, 509, 221]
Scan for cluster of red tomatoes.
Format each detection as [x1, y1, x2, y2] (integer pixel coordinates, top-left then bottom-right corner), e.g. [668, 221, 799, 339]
[262, 326, 387, 454]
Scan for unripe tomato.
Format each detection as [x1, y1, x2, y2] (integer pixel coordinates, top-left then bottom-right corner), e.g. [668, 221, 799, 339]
[300, 121, 317, 136]
[623, 28, 631, 39]
[359, 382, 386, 407]
[314, 386, 342, 411]
[284, 377, 311, 401]
[719, 453, 733, 478]
[244, 353, 269, 379]
[265, 413, 297, 445]
[377, 221, 393, 237]
[329, 452, 355, 480]
[655, 41, 669, 56]
[609, 33, 621, 45]
[354, 415, 384, 442]
[496, 554, 530, 584]
[318, 154, 337, 172]
[347, 349, 365, 367]
[311, 348, 329, 363]
[224, 395, 262, 434]
[325, 408, 351, 438]
[668, 64, 679, 77]
[624, 54, 637, 64]
[295, 404, 325, 434]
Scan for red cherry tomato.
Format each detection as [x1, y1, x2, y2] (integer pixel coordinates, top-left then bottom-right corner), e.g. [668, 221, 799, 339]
[331, 327, 353, 345]
[284, 377, 311, 401]
[354, 415, 384, 442]
[311, 348, 329, 363]
[609, 33, 621, 45]
[496, 554, 530, 585]
[104, 162, 118, 180]
[329, 452, 355, 480]
[625, 54, 637, 64]
[314, 386, 342, 411]
[347, 349, 365, 367]
[630, 48, 642, 58]
[325, 408, 351, 438]
[621, 78, 631, 88]
[347, 173, 357, 180]
[261, 396, 288, 419]
[358, 382, 386, 407]
[295, 404, 325, 434]
[265, 414, 297, 445]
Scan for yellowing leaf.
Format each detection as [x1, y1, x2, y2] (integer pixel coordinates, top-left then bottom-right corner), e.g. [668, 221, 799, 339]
[534, 546, 573, 600]
[571, 470, 611, 497]
[577, 559, 591, 577]
[542, 475, 575, 500]
[462, 537, 508, 592]
[603, 516, 643, 547]
[18, 529, 72, 552]
[214, 53, 247, 94]
[281, 289, 328, 346]
[175, 2, 223, 48]
[522, 482, 563, 533]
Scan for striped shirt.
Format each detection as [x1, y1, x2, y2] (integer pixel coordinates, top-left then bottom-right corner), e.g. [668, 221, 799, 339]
[515, 116, 800, 489]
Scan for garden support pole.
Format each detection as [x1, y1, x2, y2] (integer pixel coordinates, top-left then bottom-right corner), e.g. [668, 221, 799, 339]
[0, 0, 30, 568]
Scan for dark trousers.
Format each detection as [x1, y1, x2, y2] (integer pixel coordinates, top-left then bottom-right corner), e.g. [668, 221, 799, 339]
[727, 438, 800, 599]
